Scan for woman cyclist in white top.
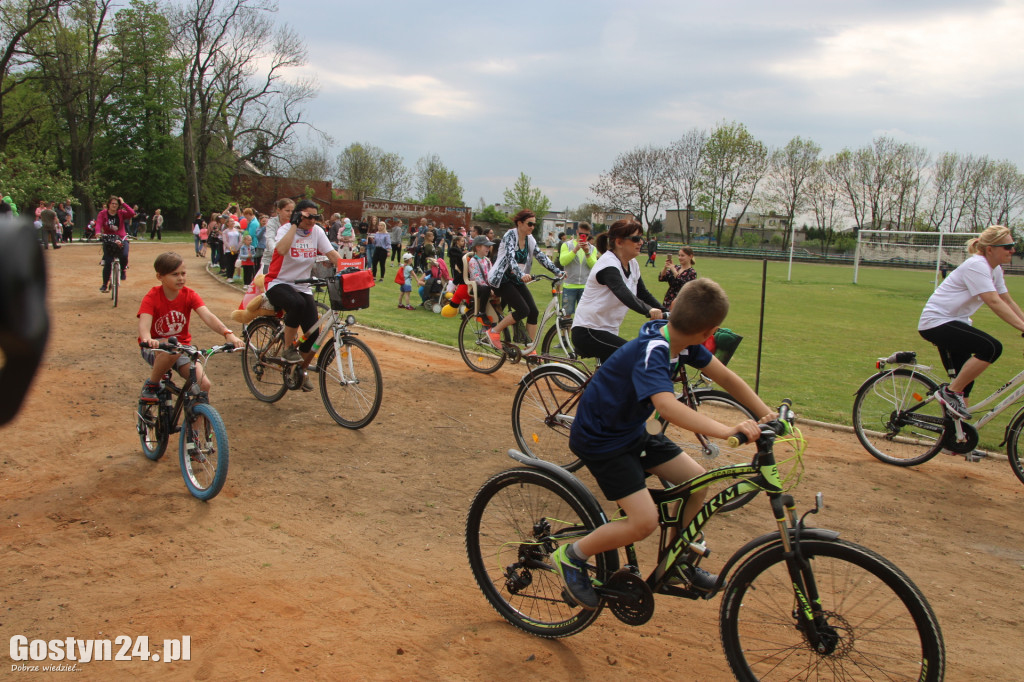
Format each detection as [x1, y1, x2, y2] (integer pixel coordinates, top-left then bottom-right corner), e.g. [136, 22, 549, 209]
[264, 199, 341, 390]
[571, 219, 665, 363]
[918, 224, 1024, 419]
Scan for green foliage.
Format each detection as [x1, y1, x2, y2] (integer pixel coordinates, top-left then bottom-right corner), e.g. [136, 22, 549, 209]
[415, 153, 464, 206]
[0, 149, 73, 207]
[503, 172, 551, 230]
[474, 204, 511, 224]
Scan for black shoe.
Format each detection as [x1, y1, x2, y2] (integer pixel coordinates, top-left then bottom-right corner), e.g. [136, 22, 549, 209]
[139, 381, 160, 404]
[668, 565, 718, 592]
[282, 347, 302, 364]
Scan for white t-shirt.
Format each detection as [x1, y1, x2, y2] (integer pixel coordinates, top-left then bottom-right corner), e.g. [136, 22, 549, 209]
[918, 254, 1007, 330]
[572, 250, 642, 335]
[266, 223, 334, 294]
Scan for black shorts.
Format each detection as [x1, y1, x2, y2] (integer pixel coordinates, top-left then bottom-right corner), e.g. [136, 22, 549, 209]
[919, 321, 1002, 397]
[572, 431, 682, 501]
[265, 285, 319, 352]
[571, 326, 627, 363]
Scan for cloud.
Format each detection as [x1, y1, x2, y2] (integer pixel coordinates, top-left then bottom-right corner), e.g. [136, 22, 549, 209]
[768, 2, 1024, 102]
[306, 64, 480, 118]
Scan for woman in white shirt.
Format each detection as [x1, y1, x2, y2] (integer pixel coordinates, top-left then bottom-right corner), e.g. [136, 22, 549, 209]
[918, 224, 1024, 419]
[264, 199, 341, 390]
[571, 219, 665, 363]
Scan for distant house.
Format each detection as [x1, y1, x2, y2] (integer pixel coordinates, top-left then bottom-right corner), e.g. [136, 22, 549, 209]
[664, 208, 714, 241]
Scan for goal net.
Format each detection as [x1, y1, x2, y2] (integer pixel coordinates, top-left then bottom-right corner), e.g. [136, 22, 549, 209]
[853, 230, 980, 286]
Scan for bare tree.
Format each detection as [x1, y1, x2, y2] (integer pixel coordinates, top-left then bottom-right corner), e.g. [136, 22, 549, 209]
[664, 128, 708, 242]
[590, 144, 669, 232]
[980, 160, 1024, 227]
[824, 149, 870, 230]
[171, 0, 316, 218]
[288, 145, 332, 182]
[765, 136, 821, 249]
[890, 143, 930, 230]
[698, 121, 768, 246]
[806, 165, 847, 255]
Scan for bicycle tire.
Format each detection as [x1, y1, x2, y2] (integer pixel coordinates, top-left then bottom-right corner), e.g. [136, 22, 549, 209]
[511, 365, 587, 472]
[241, 318, 288, 403]
[720, 538, 945, 682]
[465, 468, 615, 638]
[1004, 410, 1024, 486]
[458, 314, 508, 374]
[539, 323, 583, 390]
[659, 390, 758, 513]
[853, 368, 944, 466]
[136, 401, 168, 461]
[179, 402, 229, 500]
[111, 260, 119, 308]
[317, 335, 383, 429]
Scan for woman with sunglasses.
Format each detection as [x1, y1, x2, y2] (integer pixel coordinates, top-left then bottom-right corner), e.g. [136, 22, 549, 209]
[485, 210, 563, 350]
[264, 199, 342, 391]
[571, 219, 666, 363]
[919, 224, 1024, 420]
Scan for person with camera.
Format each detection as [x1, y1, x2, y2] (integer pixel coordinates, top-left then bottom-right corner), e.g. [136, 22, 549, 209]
[264, 200, 341, 391]
[558, 222, 598, 317]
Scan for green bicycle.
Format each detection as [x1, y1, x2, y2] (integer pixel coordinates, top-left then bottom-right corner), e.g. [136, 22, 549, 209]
[466, 401, 945, 681]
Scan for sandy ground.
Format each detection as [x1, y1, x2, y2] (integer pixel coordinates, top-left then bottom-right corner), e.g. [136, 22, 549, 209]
[2, 241, 1023, 681]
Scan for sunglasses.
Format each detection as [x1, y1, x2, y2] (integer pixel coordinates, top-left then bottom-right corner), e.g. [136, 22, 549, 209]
[995, 243, 1015, 250]
[627, 235, 645, 243]
[301, 213, 321, 221]
[526, 221, 536, 227]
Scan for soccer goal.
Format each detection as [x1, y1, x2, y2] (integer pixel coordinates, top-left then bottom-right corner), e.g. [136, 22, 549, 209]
[853, 230, 980, 286]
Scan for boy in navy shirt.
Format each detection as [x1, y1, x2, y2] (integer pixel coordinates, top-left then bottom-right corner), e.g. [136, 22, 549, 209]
[553, 278, 774, 609]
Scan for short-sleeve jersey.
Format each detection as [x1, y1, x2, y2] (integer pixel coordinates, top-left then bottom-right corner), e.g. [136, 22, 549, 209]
[266, 223, 334, 294]
[569, 320, 713, 456]
[919, 254, 1008, 330]
[137, 286, 205, 345]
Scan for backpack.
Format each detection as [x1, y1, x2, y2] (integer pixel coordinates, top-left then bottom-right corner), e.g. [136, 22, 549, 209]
[394, 266, 405, 285]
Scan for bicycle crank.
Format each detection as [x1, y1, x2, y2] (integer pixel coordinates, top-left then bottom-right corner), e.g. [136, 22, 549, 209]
[600, 568, 655, 626]
[940, 420, 978, 454]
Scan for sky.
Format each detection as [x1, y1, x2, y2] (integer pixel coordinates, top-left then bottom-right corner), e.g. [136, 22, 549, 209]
[282, 0, 1024, 212]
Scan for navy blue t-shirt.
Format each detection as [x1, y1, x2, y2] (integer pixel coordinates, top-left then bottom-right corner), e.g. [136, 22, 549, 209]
[569, 320, 713, 457]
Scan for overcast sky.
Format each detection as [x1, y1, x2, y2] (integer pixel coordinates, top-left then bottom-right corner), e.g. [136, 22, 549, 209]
[285, 0, 1024, 212]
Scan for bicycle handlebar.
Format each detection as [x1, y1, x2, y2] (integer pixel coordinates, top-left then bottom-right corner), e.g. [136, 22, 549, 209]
[727, 399, 794, 447]
[140, 337, 239, 356]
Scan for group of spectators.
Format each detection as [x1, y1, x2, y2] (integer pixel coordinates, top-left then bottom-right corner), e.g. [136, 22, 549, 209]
[192, 205, 266, 287]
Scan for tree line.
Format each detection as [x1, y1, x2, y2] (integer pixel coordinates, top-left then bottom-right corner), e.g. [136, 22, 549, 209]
[589, 121, 1024, 249]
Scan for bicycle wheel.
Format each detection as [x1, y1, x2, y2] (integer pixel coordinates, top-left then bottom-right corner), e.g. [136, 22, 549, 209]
[458, 314, 507, 374]
[110, 260, 119, 308]
[317, 335, 383, 429]
[511, 366, 586, 472]
[242, 318, 288, 403]
[659, 390, 758, 512]
[540, 320, 575, 361]
[466, 468, 615, 638]
[1004, 410, 1024, 486]
[853, 369, 944, 466]
[136, 401, 168, 461]
[179, 402, 229, 500]
[720, 538, 945, 682]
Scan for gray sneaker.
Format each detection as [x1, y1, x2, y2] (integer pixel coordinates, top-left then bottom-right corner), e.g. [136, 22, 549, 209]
[301, 371, 314, 392]
[282, 347, 302, 364]
[935, 384, 971, 420]
[550, 545, 599, 610]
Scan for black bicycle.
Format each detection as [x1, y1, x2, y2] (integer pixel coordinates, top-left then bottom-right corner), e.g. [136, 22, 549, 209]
[135, 338, 237, 500]
[467, 401, 945, 681]
[99, 234, 127, 307]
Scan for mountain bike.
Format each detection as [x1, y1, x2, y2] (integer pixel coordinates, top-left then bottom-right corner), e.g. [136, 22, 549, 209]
[458, 274, 575, 374]
[467, 401, 945, 681]
[852, 350, 1024, 485]
[241, 275, 383, 429]
[99, 235, 126, 307]
[135, 338, 237, 500]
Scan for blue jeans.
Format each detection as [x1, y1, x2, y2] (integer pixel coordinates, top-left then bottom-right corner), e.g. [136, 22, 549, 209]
[562, 287, 584, 317]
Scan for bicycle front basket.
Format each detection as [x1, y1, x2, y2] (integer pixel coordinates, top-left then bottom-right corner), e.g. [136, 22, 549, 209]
[326, 270, 374, 311]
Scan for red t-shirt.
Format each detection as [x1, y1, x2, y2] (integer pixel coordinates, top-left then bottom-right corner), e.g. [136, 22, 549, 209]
[137, 286, 205, 345]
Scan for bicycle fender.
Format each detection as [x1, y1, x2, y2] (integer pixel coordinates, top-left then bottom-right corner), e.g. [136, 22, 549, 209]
[506, 448, 605, 517]
[719, 528, 841, 582]
[516, 363, 589, 387]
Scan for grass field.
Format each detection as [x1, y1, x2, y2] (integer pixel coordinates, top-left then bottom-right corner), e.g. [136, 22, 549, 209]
[342, 253, 1024, 447]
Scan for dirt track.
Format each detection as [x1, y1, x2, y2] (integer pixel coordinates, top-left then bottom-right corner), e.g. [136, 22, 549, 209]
[2, 241, 1023, 680]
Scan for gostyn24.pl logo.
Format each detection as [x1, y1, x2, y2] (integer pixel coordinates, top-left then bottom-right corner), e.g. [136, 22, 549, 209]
[10, 635, 190, 667]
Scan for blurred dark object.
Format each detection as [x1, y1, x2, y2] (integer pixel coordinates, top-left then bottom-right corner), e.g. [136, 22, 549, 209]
[0, 215, 49, 425]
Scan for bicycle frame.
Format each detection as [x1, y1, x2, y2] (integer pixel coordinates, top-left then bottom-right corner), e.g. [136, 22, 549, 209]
[159, 348, 219, 430]
[271, 300, 363, 386]
[520, 277, 572, 355]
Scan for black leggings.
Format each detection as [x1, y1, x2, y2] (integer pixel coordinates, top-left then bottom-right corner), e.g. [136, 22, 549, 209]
[571, 326, 627, 363]
[265, 285, 319, 352]
[497, 278, 539, 324]
[371, 247, 388, 279]
[101, 240, 129, 286]
[919, 321, 1002, 397]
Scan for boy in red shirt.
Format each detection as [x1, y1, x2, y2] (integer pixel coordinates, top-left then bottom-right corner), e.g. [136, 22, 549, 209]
[137, 252, 242, 402]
